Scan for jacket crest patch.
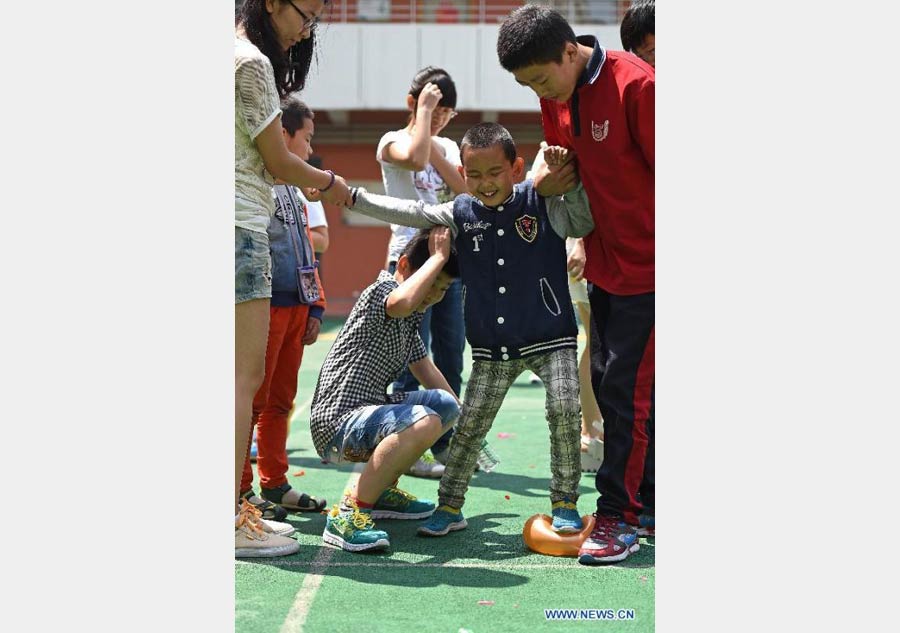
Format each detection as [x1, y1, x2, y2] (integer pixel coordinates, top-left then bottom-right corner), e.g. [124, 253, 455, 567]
[515, 214, 538, 243]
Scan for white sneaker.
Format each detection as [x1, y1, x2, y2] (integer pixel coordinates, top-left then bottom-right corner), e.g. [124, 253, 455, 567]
[235, 501, 300, 558]
[585, 437, 604, 460]
[258, 518, 296, 537]
[580, 451, 603, 473]
[407, 454, 445, 478]
[580, 436, 604, 473]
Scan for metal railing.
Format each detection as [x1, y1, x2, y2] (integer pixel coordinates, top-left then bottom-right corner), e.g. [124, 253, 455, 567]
[266, 1, 627, 25]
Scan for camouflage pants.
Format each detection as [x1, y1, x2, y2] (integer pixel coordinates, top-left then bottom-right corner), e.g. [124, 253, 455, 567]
[437, 347, 581, 509]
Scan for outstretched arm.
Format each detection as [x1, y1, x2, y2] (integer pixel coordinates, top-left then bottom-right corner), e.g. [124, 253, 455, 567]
[349, 187, 459, 237]
[255, 117, 352, 207]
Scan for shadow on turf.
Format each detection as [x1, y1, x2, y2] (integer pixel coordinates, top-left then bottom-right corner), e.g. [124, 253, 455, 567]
[247, 533, 530, 588]
[246, 524, 653, 581]
[286, 453, 357, 473]
[464, 470, 595, 499]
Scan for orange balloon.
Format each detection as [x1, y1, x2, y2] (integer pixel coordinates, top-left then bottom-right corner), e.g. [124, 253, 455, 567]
[522, 514, 596, 557]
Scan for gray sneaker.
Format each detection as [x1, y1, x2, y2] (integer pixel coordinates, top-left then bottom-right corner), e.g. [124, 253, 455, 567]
[407, 454, 445, 478]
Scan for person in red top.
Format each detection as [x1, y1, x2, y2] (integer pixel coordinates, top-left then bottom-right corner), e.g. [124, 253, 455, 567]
[498, 5, 655, 565]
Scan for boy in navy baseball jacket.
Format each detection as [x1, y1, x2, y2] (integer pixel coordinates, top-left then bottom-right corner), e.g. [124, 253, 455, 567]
[345, 122, 594, 537]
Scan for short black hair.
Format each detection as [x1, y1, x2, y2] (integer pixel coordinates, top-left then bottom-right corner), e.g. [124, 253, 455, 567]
[409, 66, 457, 110]
[280, 94, 314, 136]
[401, 228, 459, 278]
[459, 123, 517, 165]
[620, 0, 655, 53]
[497, 5, 576, 72]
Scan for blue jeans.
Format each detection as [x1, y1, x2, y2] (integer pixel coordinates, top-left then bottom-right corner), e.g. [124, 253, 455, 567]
[235, 227, 271, 304]
[324, 390, 461, 464]
[387, 264, 466, 456]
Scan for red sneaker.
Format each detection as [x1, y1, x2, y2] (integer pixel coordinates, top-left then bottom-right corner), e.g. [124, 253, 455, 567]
[577, 514, 640, 564]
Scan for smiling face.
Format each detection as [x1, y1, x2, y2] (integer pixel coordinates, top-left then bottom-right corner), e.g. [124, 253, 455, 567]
[459, 144, 524, 207]
[510, 42, 581, 103]
[266, 0, 326, 52]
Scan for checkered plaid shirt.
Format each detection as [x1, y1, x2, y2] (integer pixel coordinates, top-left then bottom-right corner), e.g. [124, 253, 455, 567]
[309, 271, 427, 457]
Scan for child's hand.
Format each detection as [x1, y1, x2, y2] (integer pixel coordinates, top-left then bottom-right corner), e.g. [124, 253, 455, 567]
[535, 159, 578, 196]
[303, 186, 321, 202]
[544, 145, 573, 170]
[428, 226, 452, 261]
[301, 317, 321, 345]
[417, 82, 443, 115]
[319, 174, 353, 207]
[566, 238, 586, 281]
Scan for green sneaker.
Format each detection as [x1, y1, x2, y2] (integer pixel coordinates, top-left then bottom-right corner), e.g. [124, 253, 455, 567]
[322, 502, 390, 552]
[417, 505, 467, 536]
[371, 487, 436, 520]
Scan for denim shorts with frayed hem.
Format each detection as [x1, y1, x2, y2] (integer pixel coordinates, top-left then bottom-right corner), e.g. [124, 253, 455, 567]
[324, 389, 460, 465]
[235, 226, 272, 304]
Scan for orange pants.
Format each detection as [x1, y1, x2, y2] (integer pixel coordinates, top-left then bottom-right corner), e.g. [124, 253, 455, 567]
[241, 304, 311, 492]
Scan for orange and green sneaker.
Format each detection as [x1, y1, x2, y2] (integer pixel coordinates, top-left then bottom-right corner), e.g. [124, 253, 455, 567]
[322, 501, 390, 552]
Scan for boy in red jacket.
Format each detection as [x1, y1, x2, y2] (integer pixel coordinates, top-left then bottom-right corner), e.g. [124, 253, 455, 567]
[498, 5, 655, 565]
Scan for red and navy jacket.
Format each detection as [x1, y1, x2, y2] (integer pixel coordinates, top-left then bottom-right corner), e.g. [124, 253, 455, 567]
[540, 36, 655, 295]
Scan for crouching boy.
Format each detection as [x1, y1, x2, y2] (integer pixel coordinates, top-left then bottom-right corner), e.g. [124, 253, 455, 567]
[309, 227, 462, 552]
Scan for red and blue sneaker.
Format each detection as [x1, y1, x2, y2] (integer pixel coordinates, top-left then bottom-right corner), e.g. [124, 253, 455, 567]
[577, 514, 639, 565]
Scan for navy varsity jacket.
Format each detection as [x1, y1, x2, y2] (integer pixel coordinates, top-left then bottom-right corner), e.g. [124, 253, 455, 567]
[350, 179, 594, 361]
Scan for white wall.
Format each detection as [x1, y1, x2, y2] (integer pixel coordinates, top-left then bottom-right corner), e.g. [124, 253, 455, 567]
[302, 23, 621, 111]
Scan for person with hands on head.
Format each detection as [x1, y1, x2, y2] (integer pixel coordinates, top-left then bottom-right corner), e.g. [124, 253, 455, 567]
[309, 227, 462, 553]
[376, 67, 468, 480]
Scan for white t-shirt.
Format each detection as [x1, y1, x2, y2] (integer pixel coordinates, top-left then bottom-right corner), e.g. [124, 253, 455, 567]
[376, 129, 461, 261]
[306, 199, 327, 229]
[235, 36, 281, 234]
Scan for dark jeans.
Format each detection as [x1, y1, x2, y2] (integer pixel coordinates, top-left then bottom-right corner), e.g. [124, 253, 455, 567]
[388, 262, 465, 455]
[588, 283, 655, 525]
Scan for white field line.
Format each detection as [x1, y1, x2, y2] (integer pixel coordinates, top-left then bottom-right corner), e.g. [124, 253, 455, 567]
[278, 466, 363, 633]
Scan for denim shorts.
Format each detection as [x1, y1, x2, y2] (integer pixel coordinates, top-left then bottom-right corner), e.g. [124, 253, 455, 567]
[235, 227, 271, 304]
[324, 389, 461, 464]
